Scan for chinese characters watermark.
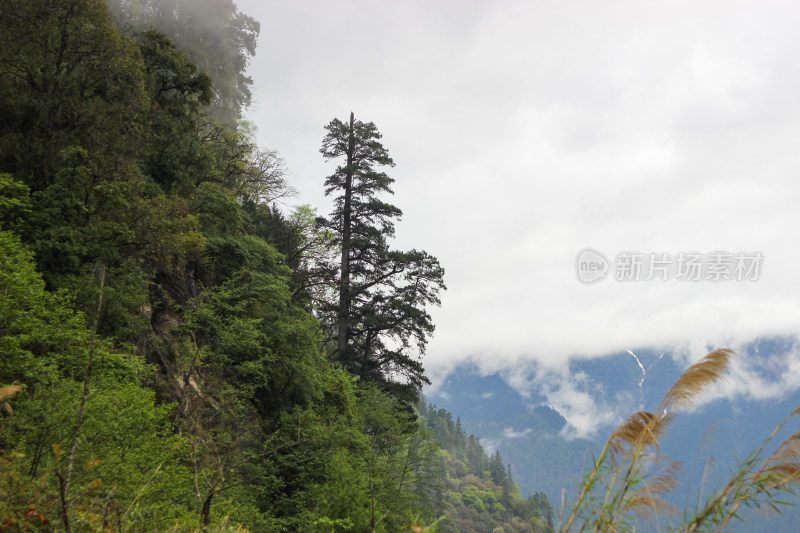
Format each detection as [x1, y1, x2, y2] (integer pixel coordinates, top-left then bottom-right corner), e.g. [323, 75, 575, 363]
[575, 248, 763, 285]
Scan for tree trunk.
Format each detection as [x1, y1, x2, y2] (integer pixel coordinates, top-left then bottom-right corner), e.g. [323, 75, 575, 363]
[337, 111, 355, 359]
[201, 492, 213, 532]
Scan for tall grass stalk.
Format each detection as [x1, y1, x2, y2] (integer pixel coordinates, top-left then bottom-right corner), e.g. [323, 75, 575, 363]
[560, 349, 800, 532]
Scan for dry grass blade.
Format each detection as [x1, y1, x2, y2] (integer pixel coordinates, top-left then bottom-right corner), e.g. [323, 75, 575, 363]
[627, 492, 679, 519]
[626, 459, 681, 518]
[562, 350, 735, 532]
[608, 411, 669, 463]
[0, 383, 21, 401]
[704, 426, 800, 531]
[659, 349, 732, 413]
[647, 460, 682, 497]
[762, 429, 800, 486]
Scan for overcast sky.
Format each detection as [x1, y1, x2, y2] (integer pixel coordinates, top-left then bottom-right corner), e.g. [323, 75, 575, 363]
[237, 0, 800, 391]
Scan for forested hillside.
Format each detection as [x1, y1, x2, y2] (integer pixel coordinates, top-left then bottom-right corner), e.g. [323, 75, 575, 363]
[0, 0, 520, 531]
[420, 402, 554, 533]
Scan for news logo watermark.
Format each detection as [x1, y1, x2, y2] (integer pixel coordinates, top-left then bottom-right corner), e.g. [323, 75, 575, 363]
[575, 248, 763, 285]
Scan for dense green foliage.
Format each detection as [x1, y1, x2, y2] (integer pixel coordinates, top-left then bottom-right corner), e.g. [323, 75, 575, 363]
[420, 402, 555, 533]
[0, 2, 553, 531]
[462, 411, 594, 503]
[10, 2, 794, 532]
[0, 1, 448, 530]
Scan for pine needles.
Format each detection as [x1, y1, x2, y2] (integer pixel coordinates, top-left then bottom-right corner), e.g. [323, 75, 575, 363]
[557, 348, 800, 531]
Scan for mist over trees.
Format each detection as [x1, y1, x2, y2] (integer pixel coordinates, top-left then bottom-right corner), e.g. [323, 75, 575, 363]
[0, 1, 544, 531]
[4, 1, 797, 532]
[106, 0, 260, 125]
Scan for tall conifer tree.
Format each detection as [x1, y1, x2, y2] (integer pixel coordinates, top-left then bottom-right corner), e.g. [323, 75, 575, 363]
[319, 113, 445, 401]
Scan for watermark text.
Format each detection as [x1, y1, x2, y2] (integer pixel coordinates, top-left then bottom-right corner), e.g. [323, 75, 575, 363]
[575, 248, 763, 284]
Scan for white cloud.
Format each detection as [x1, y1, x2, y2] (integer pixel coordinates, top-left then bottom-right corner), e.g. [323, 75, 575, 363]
[501, 427, 532, 439]
[691, 341, 800, 406]
[501, 362, 624, 439]
[238, 0, 800, 390]
[481, 438, 501, 456]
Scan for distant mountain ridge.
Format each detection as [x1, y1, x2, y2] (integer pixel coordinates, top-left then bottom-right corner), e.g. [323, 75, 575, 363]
[425, 336, 800, 531]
